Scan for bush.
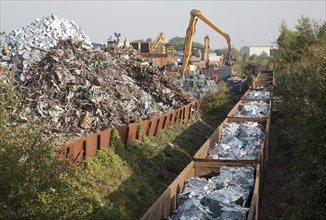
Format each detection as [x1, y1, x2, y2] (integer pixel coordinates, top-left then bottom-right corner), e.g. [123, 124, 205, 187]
[272, 17, 326, 218]
[0, 68, 94, 219]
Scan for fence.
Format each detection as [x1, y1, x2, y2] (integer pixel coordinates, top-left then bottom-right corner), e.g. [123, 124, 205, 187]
[58, 100, 202, 163]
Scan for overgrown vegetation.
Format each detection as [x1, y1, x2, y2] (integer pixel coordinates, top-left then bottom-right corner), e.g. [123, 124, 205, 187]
[0, 64, 239, 218]
[0, 68, 95, 219]
[262, 16, 326, 218]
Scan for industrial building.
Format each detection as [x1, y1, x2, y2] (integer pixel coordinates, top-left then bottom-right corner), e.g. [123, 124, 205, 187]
[240, 46, 277, 57]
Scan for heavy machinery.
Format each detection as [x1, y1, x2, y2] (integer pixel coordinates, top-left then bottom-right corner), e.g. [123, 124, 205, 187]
[149, 32, 166, 54]
[204, 35, 210, 69]
[181, 9, 236, 74]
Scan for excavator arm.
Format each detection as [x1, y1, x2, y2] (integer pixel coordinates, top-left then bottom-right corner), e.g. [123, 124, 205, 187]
[149, 32, 166, 54]
[204, 35, 210, 69]
[181, 9, 236, 74]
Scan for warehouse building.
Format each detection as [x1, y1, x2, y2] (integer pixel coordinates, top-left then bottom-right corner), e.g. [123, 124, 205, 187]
[240, 46, 277, 57]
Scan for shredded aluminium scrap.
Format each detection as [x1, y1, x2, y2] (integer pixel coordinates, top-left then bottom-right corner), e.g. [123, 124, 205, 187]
[168, 166, 255, 220]
[0, 14, 90, 80]
[176, 74, 218, 99]
[245, 89, 271, 99]
[15, 40, 191, 137]
[234, 101, 270, 118]
[0, 15, 193, 139]
[207, 122, 265, 160]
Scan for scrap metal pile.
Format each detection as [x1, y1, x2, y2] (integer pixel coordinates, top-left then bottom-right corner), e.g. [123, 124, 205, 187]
[246, 89, 271, 99]
[207, 122, 265, 160]
[0, 15, 192, 138]
[176, 74, 218, 99]
[168, 166, 255, 220]
[0, 14, 90, 79]
[234, 101, 270, 118]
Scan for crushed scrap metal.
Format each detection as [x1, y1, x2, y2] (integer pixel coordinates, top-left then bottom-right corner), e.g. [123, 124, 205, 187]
[3, 39, 192, 138]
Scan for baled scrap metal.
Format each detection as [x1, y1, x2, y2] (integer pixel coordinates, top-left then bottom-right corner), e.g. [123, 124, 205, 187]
[176, 76, 219, 99]
[168, 166, 255, 220]
[207, 122, 265, 160]
[15, 39, 192, 138]
[234, 101, 270, 118]
[246, 89, 271, 99]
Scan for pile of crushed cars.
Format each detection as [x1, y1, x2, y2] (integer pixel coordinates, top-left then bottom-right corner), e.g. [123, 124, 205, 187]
[0, 14, 192, 139]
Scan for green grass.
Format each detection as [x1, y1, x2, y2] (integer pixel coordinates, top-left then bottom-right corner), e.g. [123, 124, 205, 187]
[79, 82, 239, 219]
[0, 66, 238, 219]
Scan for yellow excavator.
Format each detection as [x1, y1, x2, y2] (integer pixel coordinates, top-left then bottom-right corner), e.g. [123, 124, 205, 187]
[149, 32, 166, 54]
[204, 35, 210, 69]
[181, 9, 236, 74]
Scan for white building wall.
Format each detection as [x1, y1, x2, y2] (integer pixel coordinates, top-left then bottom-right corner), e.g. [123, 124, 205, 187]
[240, 46, 274, 57]
[249, 47, 271, 56]
[240, 46, 250, 57]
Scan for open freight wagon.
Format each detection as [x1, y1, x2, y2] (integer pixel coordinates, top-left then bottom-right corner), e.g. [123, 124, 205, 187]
[250, 71, 274, 89]
[193, 117, 270, 171]
[141, 161, 261, 220]
[241, 88, 273, 102]
[227, 99, 272, 123]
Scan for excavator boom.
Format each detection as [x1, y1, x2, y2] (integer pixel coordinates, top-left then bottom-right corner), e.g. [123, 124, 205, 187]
[149, 32, 166, 54]
[181, 9, 236, 74]
[204, 35, 210, 69]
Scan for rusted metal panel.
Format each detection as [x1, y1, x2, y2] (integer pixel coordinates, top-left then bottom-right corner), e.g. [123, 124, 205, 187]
[247, 164, 261, 220]
[192, 100, 198, 110]
[157, 115, 167, 132]
[56, 145, 68, 161]
[183, 104, 190, 122]
[67, 138, 85, 163]
[193, 118, 226, 159]
[128, 122, 138, 141]
[189, 103, 194, 118]
[98, 128, 111, 149]
[170, 111, 177, 125]
[165, 111, 176, 127]
[56, 99, 203, 162]
[174, 109, 180, 124]
[196, 100, 201, 109]
[179, 107, 184, 122]
[258, 70, 273, 77]
[84, 133, 98, 159]
[116, 125, 128, 144]
[149, 117, 159, 136]
[138, 120, 150, 141]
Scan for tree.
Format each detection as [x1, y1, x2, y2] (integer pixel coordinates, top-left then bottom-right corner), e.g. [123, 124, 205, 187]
[168, 37, 186, 52]
[272, 16, 326, 218]
[0, 68, 98, 219]
[214, 47, 240, 61]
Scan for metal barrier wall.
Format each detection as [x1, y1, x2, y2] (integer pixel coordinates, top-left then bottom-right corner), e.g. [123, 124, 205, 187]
[58, 100, 202, 163]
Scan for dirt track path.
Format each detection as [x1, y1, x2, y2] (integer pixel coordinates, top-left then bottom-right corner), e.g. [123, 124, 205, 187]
[259, 113, 293, 219]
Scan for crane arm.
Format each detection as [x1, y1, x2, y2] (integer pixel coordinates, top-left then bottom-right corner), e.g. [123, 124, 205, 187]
[181, 9, 235, 74]
[181, 13, 198, 74]
[149, 33, 166, 54]
[204, 35, 210, 69]
[191, 9, 231, 47]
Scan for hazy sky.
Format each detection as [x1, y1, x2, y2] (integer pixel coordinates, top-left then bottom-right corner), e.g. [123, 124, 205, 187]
[1, 0, 325, 50]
